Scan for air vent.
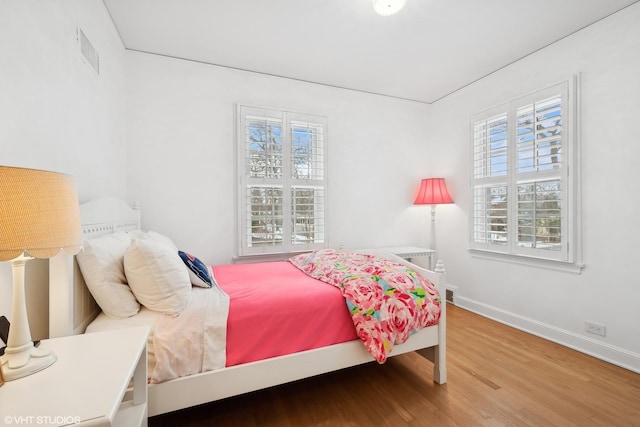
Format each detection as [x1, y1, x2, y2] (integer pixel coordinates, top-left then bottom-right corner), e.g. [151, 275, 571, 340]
[445, 285, 457, 304]
[78, 28, 99, 75]
[445, 289, 454, 303]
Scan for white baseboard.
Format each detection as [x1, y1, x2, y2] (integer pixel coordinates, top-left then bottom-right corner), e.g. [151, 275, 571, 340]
[455, 296, 640, 374]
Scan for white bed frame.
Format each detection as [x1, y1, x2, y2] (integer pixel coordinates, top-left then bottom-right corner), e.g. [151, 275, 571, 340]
[48, 197, 447, 417]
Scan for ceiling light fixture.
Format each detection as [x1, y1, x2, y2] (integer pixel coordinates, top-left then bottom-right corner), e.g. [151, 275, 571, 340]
[373, 0, 407, 16]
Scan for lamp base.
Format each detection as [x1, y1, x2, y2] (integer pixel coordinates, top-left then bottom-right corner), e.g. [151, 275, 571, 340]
[0, 344, 57, 381]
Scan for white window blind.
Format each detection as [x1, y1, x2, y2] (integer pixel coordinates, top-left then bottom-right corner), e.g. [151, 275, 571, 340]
[470, 79, 579, 264]
[237, 105, 327, 256]
[473, 184, 508, 246]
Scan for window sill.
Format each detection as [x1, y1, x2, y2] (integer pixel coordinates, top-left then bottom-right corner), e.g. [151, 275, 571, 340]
[468, 249, 584, 274]
[233, 251, 311, 264]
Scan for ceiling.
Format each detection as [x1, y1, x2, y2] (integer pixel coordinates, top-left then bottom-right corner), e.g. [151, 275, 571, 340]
[103, 0, 639, 104]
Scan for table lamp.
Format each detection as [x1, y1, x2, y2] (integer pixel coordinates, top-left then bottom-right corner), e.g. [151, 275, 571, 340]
[0, 166, 82, 380]
[414, 178, 453, 252]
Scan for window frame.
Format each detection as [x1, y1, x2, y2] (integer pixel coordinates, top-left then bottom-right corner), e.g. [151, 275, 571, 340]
[468, 77, 582, 271]
[236, 104, 328, 257]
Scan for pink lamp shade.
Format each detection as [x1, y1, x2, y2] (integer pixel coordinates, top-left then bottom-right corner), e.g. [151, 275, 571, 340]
[414, 178, 453, 205]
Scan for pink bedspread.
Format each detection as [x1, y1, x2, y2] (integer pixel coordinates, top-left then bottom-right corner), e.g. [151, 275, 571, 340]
[290, 249, 441, 363]
[213, 261, 358, 366]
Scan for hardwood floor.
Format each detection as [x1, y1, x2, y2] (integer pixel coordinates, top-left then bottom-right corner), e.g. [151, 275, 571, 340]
[150, 305, 640, 426]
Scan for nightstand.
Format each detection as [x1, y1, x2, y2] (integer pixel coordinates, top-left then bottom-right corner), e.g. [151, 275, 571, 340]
[381, 246, 436, 270]
[0, 326, 149, 427]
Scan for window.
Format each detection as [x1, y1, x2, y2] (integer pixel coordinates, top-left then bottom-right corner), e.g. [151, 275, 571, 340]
[237, 105, 327, 256]
[470, 78, 579, 265]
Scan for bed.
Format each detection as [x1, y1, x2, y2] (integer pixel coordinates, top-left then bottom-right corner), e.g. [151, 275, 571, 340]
[48, 197, 447, 417]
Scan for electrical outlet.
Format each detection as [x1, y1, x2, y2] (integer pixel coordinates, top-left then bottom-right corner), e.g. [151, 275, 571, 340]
[585, 321, 606, 337]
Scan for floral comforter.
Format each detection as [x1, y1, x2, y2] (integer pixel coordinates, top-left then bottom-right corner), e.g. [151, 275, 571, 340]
[289, 249, 441, 363]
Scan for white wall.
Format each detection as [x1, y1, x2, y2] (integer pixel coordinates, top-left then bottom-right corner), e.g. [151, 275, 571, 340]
[125, 51, 433, 266]
[429, 3, 640, 371]
[0, 1, 126, 328]
[2, 0, 637, 372]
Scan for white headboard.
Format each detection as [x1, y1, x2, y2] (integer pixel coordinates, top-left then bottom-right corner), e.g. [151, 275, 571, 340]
[48, 197, 141, 338]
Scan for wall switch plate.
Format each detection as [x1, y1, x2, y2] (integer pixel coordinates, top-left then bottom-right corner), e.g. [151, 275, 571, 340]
[585, 321, 606, 337]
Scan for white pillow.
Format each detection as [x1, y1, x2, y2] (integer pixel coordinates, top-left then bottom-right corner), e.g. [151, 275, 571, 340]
[124, 239, 191, 315]
[140, 230, 178, 251]
[76, 232, 140, 319]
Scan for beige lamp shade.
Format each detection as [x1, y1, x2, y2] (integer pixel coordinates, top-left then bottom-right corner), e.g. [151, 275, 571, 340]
[0, 166, 82, 261]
